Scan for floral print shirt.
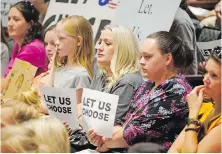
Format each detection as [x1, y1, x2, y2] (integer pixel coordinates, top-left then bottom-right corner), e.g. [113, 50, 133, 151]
[116, 75, 192, 150]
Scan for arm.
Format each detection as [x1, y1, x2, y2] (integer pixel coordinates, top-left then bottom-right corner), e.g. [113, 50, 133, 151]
[168, 127, 186, 153]
[182, 85, 205, 153]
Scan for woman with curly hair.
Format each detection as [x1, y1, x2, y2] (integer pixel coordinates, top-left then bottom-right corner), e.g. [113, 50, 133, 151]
[4, 1, 48, 78]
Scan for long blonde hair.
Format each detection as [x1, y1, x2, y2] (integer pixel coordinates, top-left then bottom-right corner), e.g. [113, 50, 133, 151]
[54, 15, 94, 78]
[98, 25, 141, 89]
[22, 116, 70, 153]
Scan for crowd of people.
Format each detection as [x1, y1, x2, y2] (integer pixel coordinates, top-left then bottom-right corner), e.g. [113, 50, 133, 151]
[0, 0, 221, 153]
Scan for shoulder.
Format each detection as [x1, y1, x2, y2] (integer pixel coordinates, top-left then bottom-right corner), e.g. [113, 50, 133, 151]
[1, 43, 9, 55]
[22, 39, 45, 53]
[119, 72, 144, 88]
[162, 75, 192, 93]
[172, 8, 194, 29]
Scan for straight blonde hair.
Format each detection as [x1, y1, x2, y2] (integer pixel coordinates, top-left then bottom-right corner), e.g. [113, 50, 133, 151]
[54, 15, 94, 78]
[98, 25, 141, 89]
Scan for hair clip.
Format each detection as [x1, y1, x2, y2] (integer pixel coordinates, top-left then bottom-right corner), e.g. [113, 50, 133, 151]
[213, 46, 221, 59]
[23, 1, 35, 13]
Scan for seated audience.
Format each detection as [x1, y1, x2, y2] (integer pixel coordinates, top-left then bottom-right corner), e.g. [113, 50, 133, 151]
[87, 31, 193, 152]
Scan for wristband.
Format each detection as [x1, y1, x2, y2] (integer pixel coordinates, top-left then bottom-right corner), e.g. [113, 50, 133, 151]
[185, 128, 198, 133]
[186, 118, 201, 126]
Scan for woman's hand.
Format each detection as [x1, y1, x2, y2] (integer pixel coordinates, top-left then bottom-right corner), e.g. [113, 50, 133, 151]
[96, 143, 110, 152]
[186, 85, 205, 118]
[87, 129, 105, 146]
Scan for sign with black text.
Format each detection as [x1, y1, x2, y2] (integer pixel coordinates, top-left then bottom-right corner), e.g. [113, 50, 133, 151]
[197, 39, 222, 61]
[43, 0, 116, 42]
[82, 88, 119, 137]
[39, 86, 79, 130]
[112, 0, 181, 44]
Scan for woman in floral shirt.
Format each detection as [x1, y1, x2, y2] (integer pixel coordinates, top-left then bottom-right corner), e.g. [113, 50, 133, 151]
[87, 31, 193, 152]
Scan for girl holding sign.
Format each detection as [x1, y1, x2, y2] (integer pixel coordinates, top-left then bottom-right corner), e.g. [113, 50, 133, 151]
[87, 31, 193, 152]
[49, 15, 94, 105]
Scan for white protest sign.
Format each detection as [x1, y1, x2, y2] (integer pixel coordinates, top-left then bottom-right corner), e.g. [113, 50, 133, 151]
[112, 0, 181, 44]
[82, 88, 119, 137]
[43, 0, 116, 42]
[40, 86, 79, 130]
[1, 0, 20, 27]
[197, 39, 222, 60]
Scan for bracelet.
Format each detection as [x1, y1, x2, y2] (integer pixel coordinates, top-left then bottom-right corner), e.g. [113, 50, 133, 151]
[185, 128, 198, 133]
[186, 118, 201, 126]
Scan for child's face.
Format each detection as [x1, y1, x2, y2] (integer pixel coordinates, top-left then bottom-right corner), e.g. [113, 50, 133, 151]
[55, 22, 76, 58]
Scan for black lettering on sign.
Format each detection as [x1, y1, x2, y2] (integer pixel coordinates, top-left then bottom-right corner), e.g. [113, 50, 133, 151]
[44, 95, 56, 104]
[83, 108, 110, 121]
[133, 26, 142, 42]
[138, 0, 152, 14]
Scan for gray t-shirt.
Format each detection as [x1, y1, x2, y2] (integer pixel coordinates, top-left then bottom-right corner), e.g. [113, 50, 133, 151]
[170, 8, 198, 75]
[90, 71, 144, 121]
[54, 66, 91, 89]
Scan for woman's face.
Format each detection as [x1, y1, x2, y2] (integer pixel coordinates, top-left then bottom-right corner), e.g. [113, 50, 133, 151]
[140, 38, 168, 81]
[55, 22, 75, 57]
[44, 30, 57, 59]
[7, 7, 30, 41]
[203, 58, 221, 101]
[96, 29, 115, 67]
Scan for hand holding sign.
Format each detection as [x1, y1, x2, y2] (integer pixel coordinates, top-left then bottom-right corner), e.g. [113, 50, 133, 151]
[82, 88, 119, 137]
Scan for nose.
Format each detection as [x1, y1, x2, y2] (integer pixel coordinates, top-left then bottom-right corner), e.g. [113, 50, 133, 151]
[96, 42, 103, 52]
[203, 73, 210, 86]
[140, 56, 145, 66]
[8, 19, 13, 27]
[54, 38, 59, 47]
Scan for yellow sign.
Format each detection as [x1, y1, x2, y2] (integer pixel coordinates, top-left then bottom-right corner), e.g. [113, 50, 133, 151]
[2, 58, 37, 99]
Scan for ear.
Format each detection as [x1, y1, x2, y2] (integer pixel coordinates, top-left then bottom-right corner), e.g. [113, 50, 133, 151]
[77, 36, 83, 47]
[165, 53, 173, 66]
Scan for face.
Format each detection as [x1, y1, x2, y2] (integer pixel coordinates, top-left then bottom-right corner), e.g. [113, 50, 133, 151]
[203, 58, 221, 100]
[96, 29, 115, 67]
[44, 30, 57, 59]
[8, 7, 30, 41]
[55, 22, 75, 57]
[140, 38, 167, 81]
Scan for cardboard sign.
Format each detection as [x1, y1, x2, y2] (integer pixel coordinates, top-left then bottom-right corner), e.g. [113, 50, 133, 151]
[82, 88, 119, 137]
[39, 86, 79, 130]
[43, 0, 116, 42]
[2, 58, 37, 99]
[112, 0, 181, 44]
[197, 39, 222, 61]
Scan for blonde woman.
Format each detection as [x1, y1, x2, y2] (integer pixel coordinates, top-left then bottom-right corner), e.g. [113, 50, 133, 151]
[49, 15, 94, 105]
[22, 116, 70, 153]
[1, 117, 70, 153]
[89, 25, 143, 121]
[1, 100, 40, 127]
